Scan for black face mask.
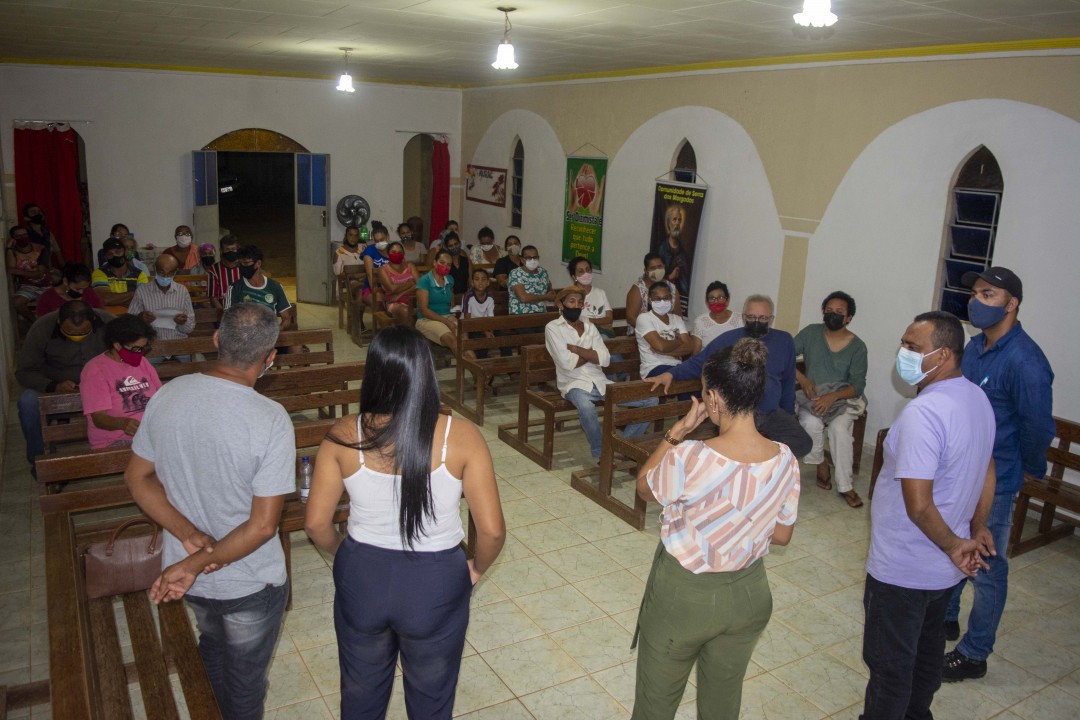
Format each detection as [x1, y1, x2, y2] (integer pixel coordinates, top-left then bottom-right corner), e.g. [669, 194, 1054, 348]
[823, 312, 845, 331]
[239, 264, 258, 279]
[28, 213, 44, 225]
[744, 321, 769, 339]
[107, 256, 126, 268]
[201, 256, 216, 268]
[66, 289, 83, 299]
[562, 307, 583, 323]
[222, 251, 239, 262]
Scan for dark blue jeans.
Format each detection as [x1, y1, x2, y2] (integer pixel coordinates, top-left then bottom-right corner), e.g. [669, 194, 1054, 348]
[861, 574, 962, 720]
[334, 538, 472, 720]
[17, 388, 44, 468]
[945, 492, 1014, 661]
[186, 582, 288, 720]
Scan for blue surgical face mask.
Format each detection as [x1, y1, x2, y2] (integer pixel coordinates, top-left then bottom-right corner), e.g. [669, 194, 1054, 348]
[154, 274, 174, 288]
[967, 298, 1007, 330]
[896, 346, 942, 386]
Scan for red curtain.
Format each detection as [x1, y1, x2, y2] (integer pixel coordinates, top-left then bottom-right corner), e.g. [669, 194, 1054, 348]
[13, 125, 83, 264]
[429, 138, 450, 243]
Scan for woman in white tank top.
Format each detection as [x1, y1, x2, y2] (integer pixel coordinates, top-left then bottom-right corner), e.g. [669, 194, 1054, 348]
[305, 326, 505, 720]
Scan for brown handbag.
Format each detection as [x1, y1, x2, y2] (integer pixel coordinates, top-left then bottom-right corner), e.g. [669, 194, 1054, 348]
[84, 517, 164, 599]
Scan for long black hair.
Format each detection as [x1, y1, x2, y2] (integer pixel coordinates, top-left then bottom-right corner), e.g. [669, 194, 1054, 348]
[330, 325, 441, 548]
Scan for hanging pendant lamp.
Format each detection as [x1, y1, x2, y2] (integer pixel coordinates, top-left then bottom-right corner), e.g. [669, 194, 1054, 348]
[492, 7, 519, 70]
[336, 47, 356, 92]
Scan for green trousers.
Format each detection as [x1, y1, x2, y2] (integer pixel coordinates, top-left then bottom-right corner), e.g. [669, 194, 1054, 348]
[632, 543, 772, 720]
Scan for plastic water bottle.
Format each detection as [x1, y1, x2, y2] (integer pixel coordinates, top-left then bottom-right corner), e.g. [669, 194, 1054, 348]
[299, 456, 313, 504]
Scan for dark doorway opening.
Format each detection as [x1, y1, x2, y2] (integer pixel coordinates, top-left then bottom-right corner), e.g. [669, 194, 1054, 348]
[217, 151, 296, 278]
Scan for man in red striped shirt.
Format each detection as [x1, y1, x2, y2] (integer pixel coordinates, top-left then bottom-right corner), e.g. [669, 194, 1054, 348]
[206, 234, 241, 310]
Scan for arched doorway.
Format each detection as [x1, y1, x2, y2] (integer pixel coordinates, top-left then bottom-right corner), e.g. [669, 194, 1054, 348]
[193, 128, 330, 304]
[402, 134, 434, 240]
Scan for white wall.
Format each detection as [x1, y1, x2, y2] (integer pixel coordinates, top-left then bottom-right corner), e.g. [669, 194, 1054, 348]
[801, 99, 1080, 437]
[464, 109, 565, 258]
[602, 106, 783, 320]
[465, 106, 783, 317]
[0, 64, 462, 254]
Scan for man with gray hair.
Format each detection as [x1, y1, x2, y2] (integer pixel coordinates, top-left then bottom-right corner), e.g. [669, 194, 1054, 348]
[125, 303, 295, 719]
[647, 294, 812, 457]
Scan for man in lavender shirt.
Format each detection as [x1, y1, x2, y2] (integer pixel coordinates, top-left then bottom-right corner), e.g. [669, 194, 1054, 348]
[861, 311, 996, 720]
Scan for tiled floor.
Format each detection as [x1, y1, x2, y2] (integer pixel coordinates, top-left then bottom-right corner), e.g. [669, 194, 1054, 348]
[4, 302, 1080, 719]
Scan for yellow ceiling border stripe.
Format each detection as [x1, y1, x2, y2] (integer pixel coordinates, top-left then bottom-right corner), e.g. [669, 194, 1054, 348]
[3, 37, 1079, 90]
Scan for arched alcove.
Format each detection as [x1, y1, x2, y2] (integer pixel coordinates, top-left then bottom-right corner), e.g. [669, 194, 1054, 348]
[673, 139, 697, 183]
[510, 138, 524, 228]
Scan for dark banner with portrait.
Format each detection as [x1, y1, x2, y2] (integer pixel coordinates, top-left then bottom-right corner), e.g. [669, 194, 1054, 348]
[650, 182, 707, 316]
[561, 156, 607, 270]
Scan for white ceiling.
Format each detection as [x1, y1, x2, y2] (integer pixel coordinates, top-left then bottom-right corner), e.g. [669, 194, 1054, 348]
[2, 0, 1079, 86]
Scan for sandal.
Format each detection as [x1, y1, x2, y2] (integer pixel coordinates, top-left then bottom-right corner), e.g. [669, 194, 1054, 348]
[841, 490, 864, 508]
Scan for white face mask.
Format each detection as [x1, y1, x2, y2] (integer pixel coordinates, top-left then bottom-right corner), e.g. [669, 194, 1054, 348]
[508, 245, 521, 256]
[525, 258, 540, 271]
[576, 272, 593, 286]
[375, 241, 389, 251]
[176, 234, 192, 248]
[480, 243, 494, 252]
[651, 299, 673, 315]
[648, 268, 666, 282]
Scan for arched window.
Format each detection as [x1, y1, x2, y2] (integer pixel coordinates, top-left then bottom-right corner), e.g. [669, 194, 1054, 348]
[938, 147, 1004, 322]
[510, 139, 524, 228]
[673, 140, 697, 183]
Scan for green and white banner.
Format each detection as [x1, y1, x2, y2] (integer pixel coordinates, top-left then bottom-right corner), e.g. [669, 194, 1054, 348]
[561, 156, 607, 270]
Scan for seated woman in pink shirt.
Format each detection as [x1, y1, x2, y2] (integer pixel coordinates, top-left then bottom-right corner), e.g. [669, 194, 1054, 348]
[36, 263, 104, 317]
[632, 338, 801, 720]
[79, 314, 162, 449]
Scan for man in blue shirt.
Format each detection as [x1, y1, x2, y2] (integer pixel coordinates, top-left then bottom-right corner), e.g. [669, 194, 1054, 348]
[646, 294, 812, 458]
[943, 267, 1055, 682]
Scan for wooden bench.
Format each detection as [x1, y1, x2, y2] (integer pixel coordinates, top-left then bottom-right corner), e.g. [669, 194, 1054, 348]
[571, 378, 712, 529]
[42, 485, 223, 719]
[497, 337, 640, 469]
[442, 311, 560, 425]
[37, 362, 364, 458]
[1009, 417, 1080, 557]
[149, 328, 335, 380]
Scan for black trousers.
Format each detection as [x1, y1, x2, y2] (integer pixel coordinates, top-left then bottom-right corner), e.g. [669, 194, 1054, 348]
[755, 409, 813, 459]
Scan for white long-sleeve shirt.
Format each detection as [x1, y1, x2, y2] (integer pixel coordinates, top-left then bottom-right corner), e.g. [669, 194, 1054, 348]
[128, 281, 196, 339]
[544, 315, 611, 397]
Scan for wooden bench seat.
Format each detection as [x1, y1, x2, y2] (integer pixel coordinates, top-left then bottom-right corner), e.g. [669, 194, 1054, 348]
[149, 328, 335, 380]
[497, 337, 641, 469]
[571, 379, 712, 529]
[442, 311, 560, 425]
[1009, 417, 1080, 557]
[38, 362, 364, 458]
[42, 486, 223, 719]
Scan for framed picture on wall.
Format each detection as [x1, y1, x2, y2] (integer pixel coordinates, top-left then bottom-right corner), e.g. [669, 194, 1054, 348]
[465, 164, 507, 207]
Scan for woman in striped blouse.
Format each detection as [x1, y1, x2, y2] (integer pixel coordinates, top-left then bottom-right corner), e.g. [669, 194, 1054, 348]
[632, 338, 801, 720]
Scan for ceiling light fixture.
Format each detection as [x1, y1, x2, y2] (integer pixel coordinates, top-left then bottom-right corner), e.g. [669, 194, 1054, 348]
[492, 7, 519, 70]
[336, 47, 356, 93]
[794, 0, 838, 28]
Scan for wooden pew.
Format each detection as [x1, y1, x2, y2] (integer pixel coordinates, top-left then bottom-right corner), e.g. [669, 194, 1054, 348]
[443, 311, 560, 425]
[497, 337, 640, 470]
[149, 328, 335, 380]
[571, 379, 711, 529]
[190, 306, 221, 336]
[1009, 417, 1080, 556]
[42, 485, 222, 720]
[37, 362, 364, 457]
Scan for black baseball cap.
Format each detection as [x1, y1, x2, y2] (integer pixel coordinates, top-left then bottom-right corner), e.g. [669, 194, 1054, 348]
[102, 237, 124, 252]
[961, 266, 1022, 302]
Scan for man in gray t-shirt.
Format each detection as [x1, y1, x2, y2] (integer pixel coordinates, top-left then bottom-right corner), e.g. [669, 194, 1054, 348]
[126, 303, 294, 719]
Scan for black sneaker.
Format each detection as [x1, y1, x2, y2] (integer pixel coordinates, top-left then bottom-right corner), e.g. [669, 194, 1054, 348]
[944, 620, 960, 641]
[942, 649, 986, 682]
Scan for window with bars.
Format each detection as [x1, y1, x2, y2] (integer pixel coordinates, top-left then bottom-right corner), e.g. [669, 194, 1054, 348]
[673, 140, 697, 183]
[938, 147, 1003, 322]
[510, 139, 524, 228]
